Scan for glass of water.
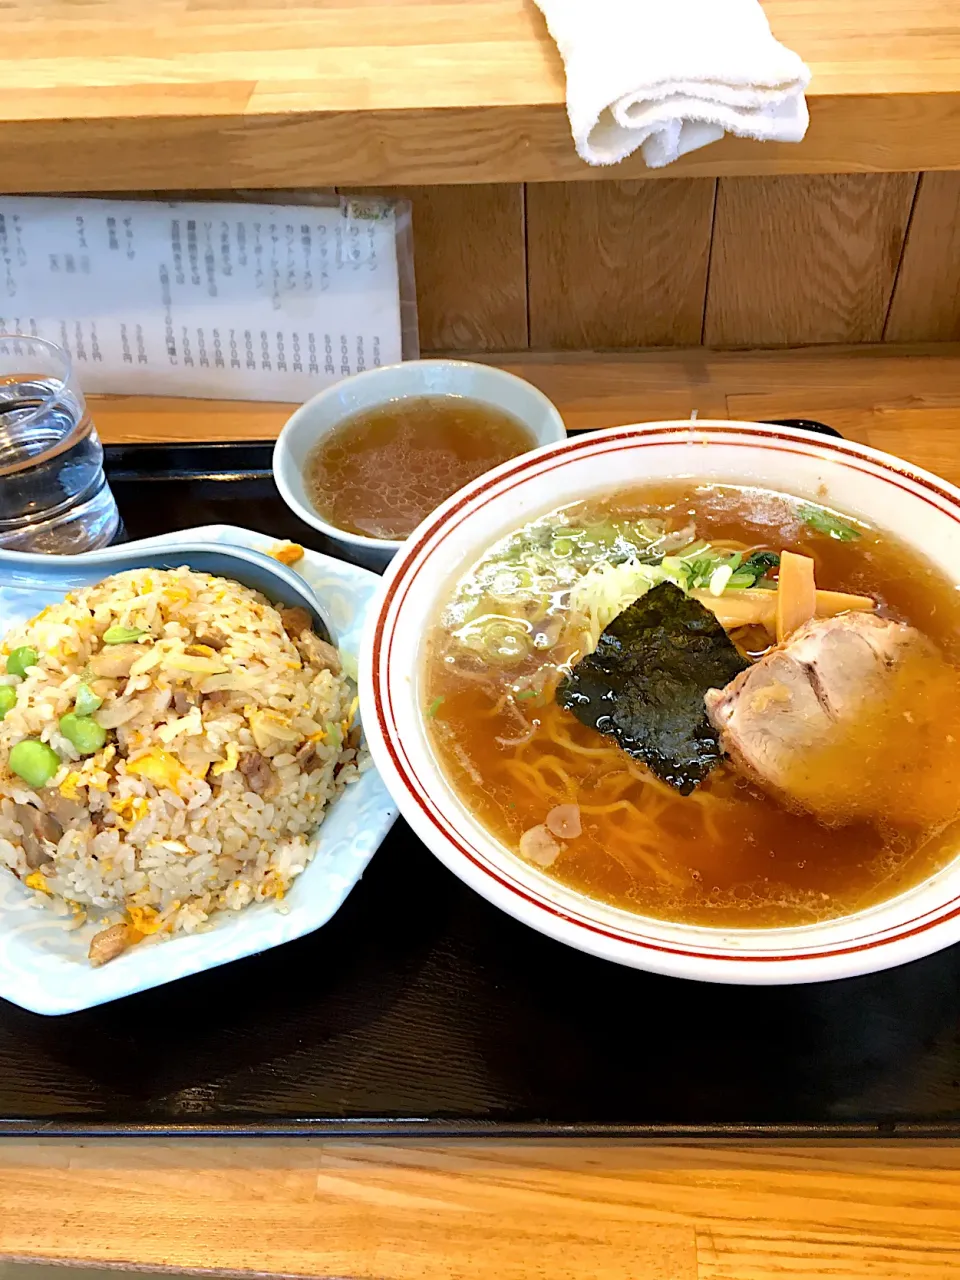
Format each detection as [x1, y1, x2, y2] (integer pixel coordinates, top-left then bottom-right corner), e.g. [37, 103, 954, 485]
[0, 334, 119, 553]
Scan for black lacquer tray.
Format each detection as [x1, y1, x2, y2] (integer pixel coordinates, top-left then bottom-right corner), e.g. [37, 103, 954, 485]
[1, 434, 959, 1138]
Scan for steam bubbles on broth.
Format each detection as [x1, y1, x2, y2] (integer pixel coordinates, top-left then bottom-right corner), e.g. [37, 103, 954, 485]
[423, 484, 960, 929]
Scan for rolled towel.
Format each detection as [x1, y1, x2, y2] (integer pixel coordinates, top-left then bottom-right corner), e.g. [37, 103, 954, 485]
[534, 0, 811, 168]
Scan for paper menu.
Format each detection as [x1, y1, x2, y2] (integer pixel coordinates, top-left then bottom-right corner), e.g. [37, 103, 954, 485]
[0, 196, 405, 401]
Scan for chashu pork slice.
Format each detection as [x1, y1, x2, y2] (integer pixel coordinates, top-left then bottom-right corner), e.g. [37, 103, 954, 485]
[704, 611, 925, 819]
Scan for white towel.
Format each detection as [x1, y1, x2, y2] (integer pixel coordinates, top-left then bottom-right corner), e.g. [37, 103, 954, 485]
[534, 0, 811, 168]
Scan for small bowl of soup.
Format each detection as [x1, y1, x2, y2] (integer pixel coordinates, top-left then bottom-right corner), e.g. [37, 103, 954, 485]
[362, 420, 960, 985]
[273, 360, 566, 566]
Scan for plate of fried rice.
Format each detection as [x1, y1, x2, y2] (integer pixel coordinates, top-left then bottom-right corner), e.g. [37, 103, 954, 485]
[0, 526, 397, 1014]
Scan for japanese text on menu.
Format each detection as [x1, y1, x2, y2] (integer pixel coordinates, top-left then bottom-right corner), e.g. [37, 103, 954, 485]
[0, 197, 404, 400]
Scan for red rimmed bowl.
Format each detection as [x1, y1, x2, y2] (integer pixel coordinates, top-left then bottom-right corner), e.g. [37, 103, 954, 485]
[360, 421, 960, 984]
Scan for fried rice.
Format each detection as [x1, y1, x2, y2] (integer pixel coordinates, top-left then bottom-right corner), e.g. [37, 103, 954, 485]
[0, 566, 362, 965]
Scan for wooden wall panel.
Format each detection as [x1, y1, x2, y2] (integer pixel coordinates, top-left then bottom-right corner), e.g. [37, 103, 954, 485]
[526, 180, 716, 349]
[351, 184, 528, 353]
[704, 173, 918, 347]
[884, 172, 960, 342]
[73, 175, 960, 356]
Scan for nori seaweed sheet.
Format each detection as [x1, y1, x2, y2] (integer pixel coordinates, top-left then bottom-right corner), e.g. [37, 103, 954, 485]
[556, 582, 749, 794]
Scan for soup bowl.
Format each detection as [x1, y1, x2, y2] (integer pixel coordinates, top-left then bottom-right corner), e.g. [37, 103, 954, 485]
[273, 359, 567, 568]
[360, 420, 960, 985]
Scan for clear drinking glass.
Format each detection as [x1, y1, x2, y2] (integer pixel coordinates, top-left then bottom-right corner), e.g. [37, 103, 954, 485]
[0, 334, 119, 553]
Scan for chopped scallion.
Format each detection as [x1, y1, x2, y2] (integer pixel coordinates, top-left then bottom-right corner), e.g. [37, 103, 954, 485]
[799, 505, 861, 542]
[73, 682, 103, 716]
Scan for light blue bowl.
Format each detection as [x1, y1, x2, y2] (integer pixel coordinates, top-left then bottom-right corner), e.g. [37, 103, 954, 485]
[0, 539, 334, 643]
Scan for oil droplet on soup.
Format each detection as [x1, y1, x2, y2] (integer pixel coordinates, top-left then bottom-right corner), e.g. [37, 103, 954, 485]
[423, 482, 960, 929]
[305, 396, 536, 540]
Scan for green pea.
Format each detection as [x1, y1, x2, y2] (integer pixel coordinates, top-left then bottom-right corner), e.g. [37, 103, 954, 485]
[58, 713, 107, 756]
[8, 739, 60, 788]
[0, 685, 16, 721]
[73, 682, 103, 716]
[6, 647, 38, 678]
[102, 625, 146, 645]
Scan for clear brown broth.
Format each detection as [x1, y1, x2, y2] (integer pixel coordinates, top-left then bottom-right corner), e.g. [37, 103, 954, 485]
[305, 395, 536, 540]
[424, 484, 960, 928]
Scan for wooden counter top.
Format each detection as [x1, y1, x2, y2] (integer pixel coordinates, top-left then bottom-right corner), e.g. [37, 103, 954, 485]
[3, 1140, 960, 1278]
[3, 0, 960, 190]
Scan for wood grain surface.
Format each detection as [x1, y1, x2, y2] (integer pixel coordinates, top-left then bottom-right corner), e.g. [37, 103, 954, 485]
[885, 172, 960, 342]
[1, 1, 960, 188]
[704, 174, 918, 347]
[526, 180, 715, 348]
[349, 175, 956, 354]
[91, 345, 960, 487]
[355, 185, 528, 352]
[2, 1140, 960, 1278]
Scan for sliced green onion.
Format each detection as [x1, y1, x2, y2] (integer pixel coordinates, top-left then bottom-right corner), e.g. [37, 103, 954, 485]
[581, 523, 618, 550]
[102, 625, 147, 644]
[672, 540, 712, 562]
[515, 689, 539, 700]
[457, 616, 531, 666]
[660, 556, 693, 592]
[708, 564, 734, 596]
[690, 558, 717, 588]
[629, 519, 666, 547]
[73, 682, 103, 716]
[799, 505, 861, 542]
[426, 696, 444, 719]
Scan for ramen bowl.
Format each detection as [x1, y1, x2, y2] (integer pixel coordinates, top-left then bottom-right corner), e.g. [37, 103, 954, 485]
[360, 421, 960, 985]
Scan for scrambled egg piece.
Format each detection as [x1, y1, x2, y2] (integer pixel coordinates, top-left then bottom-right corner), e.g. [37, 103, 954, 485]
[110, 794, 149, 830]
[59, 771, 82, 801]
[127, 904, 170, 936]
[24, 872, 50, 893]
[211, 742, 240, 776]
[268, 542, 304, 566]
[126, 748, 186, 794]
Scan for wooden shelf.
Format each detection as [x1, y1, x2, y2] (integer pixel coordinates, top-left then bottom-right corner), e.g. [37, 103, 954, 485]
[3, 0, 960, 189]
[94, 343, 960, 487]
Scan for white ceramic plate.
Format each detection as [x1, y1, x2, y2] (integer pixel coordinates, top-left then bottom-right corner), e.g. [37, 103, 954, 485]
[362, 421, 960, 985]
[0, 525, 397, 1015]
